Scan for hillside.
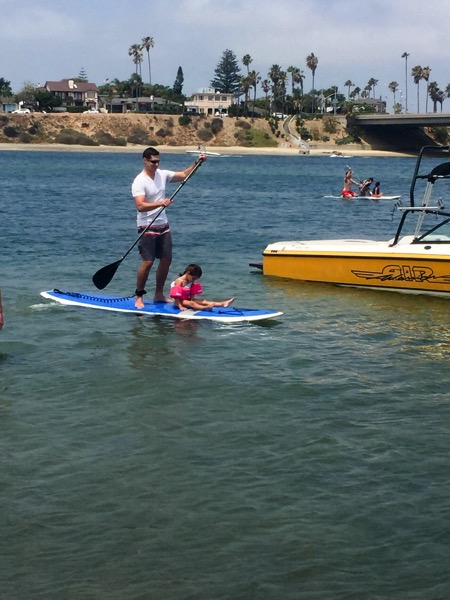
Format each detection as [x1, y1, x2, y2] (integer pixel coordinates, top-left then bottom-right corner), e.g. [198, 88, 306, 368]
[1, 111, 437, 153]
[0, 112, 350, 151]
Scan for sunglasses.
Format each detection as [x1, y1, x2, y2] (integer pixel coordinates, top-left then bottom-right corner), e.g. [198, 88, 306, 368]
[148, 159, 160, 164]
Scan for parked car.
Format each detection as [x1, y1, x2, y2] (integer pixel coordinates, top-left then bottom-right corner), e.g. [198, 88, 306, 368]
[12, 108, 31, 114]
[84, 108, 99, 113]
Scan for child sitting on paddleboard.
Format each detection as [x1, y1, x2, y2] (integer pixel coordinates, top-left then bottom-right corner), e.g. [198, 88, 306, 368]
[170, 264, 235, 311]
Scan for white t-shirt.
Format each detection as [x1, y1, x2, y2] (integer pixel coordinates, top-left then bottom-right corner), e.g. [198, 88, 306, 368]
[131, 169, 175, 227]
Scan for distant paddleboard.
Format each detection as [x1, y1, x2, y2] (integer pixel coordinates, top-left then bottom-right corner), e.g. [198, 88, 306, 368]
[40, 290, 283, 323]
[185, 150, 222, 157]
[324, 195, 401, 201]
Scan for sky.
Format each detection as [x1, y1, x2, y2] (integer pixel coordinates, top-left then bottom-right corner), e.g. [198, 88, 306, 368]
[2, 0, 449, 112]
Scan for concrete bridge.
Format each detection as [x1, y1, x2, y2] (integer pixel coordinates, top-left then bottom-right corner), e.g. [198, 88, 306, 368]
[349, 113, 450, 152]
[352, 113, 450, 128]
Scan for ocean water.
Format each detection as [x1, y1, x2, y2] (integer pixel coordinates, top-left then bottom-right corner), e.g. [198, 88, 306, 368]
[1, 149, 449, 599]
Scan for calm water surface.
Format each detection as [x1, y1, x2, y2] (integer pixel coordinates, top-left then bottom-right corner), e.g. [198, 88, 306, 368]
[1, 150, 449, 599]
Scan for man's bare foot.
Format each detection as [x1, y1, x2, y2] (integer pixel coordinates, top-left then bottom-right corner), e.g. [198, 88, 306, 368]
[223, 298, 235, 308]
[134, 296, 144, 309]
[153, 294, 171, 303]
[135, 296, 145, 309]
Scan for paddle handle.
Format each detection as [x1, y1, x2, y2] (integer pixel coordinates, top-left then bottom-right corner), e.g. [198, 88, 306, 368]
[120, 158, 204, 262]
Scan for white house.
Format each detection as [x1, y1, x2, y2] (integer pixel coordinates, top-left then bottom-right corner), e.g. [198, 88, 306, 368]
[184, 88, 233, 116]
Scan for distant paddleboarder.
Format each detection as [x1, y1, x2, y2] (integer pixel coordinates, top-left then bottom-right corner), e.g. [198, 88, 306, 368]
[342, 168, 359, 198]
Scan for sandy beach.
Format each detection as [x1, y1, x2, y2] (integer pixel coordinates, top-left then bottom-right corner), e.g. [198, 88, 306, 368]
[0, 142, 413, 157]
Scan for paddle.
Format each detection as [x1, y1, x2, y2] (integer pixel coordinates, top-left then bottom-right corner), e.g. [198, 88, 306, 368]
[92, 159, 204, 290]
[346, 164, 361, 185]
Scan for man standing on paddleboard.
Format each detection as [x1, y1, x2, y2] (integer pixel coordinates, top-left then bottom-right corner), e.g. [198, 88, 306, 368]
[131, 147, 206, 309]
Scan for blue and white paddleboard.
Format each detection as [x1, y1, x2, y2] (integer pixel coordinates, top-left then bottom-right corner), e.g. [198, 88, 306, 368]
[40, 290, 283, 323]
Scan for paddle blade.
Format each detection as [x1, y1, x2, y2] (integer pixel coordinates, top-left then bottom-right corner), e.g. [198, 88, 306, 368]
[92, 259, 122, 289]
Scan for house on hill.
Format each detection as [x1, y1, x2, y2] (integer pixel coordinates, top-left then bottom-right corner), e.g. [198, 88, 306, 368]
[44, 80, 99, 109]
[184, 88, 233, 116]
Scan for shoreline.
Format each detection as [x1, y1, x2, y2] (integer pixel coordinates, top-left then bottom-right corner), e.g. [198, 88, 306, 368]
[0, 142, 413, 158]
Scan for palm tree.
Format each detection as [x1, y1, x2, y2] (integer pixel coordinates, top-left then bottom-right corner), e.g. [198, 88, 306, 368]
[306, 52, 318, 112]
[240, 75, 251, 115]
[268, 64, 283, 113]
[344, 80, 354, 100]
[445, 84, 450, 111]
[367, 78, 379, 98]
[287, 66, 300, 95]
[421, 66, 431, 113]
[402, 52, 410, 112]
[128, 44, 143, 76]
[411, 65, 423, 112]
[141, 36, 154, 86]
[248, 69, 261, 113]
[350, 86, 361, 99]
[128, 44, 144, 99]
[306, 52, 318, 91]
[428, 81, 440, 113]
[261, 79, 270, 113]
[388, 81, 399, 111]
[292, 87, 304, 114]
[437, 90, 445, 113]
[242, 54, 253, 74]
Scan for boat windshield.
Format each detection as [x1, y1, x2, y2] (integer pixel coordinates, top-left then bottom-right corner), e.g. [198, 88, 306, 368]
[416, 216, 450, 243]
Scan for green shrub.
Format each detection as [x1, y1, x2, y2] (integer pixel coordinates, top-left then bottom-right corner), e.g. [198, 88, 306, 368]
[66, 106, 86, 113]
[233, 127, 277, 147]
[236, 120, 251, 130]
[311, 126, 321, 141]
[178, 115, 192, 126]
[94, 131, 115, 145]
[93, 130, 127, 146]
[127, 127, 150, 145]
[197, 128, 214, 142]
[323, 117, 339, 134]
[54, 128, 98, 145]
[336, 135, 356, 146]
[296, 126, 312, 140]
[3, 126, 18, 138]
[19, 132, 33, 143]
[156, 128, 171, 137]
[211, 118, 224, 135]
[431, 127, 449, 145]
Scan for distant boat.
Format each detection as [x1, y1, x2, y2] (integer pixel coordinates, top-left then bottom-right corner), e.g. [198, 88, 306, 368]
[329, 152, 353, 158]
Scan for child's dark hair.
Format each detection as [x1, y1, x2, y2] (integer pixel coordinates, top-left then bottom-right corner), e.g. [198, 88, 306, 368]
[181, 263, 202, 277]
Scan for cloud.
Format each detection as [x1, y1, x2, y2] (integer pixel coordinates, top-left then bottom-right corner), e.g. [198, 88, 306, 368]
[2, 0, 450, 108]
[0, 6, 78, 42]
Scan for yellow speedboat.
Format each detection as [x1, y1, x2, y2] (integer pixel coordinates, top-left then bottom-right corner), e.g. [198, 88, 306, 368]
[261, 146, 450, 297]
